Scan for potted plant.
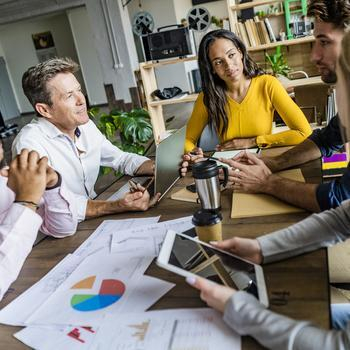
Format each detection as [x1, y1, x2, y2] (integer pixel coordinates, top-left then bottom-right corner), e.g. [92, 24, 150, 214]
[89, 107, 153, 174]
[265, 45, 291, 80]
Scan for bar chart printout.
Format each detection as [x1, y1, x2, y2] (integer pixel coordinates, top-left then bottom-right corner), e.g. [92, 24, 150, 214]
[90, 309, 240, 349]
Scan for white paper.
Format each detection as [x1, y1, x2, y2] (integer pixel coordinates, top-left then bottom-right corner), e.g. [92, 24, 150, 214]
[73, 217, 160, 258]
[111, 216, 194, 256]
[0, 254, 83, 326]
[0, 218, 160, 327]
[15, 325, 98, 350]
[26, 249, 174, 327]
[213, 148, 259, 167]
[91, 308, 241, 350]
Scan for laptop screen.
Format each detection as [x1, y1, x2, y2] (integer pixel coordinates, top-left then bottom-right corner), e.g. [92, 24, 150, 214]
[154, 126, 186, 199]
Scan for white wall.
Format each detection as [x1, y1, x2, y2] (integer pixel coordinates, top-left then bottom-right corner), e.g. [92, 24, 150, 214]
[174, 0, 228, 22]
[118, 1, 139, 72]
[67, 7, 107, 105]
[0, 12, 83, 113]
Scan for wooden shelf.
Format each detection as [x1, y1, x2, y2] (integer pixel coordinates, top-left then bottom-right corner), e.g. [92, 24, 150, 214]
[281, 76, 323, 89]
[140, 55, 197, 69]
[231, 0, 282, 11]
[248, 35, 315, 51]
[149, 94, 198, 107]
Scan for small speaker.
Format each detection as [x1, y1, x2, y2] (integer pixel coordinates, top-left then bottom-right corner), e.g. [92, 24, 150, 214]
[146, 25, 193, 60]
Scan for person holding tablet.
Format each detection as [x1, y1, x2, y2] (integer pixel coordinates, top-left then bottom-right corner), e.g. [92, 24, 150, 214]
[185, 30, 350, 348]
[184, 29, 312, 154]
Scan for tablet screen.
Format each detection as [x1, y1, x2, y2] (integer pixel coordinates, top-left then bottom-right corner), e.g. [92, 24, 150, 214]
[168, 234, 258, 298]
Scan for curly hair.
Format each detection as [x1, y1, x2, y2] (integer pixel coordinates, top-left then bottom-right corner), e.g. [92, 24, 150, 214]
[22, 57, 79, 111]
[197, 29, 264, 136]
[307, 0, 350, 29]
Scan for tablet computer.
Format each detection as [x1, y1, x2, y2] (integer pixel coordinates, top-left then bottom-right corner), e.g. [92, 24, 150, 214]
[157, 231, 268, 306]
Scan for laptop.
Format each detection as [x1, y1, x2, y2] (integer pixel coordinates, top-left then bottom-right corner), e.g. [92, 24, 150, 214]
[108, 126, 186, 201]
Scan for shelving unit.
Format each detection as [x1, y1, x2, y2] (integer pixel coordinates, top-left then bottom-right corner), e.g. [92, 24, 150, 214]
[139, 56, 198, 142]
[248, 35, 314, 51]
[226, 0, 314, 50]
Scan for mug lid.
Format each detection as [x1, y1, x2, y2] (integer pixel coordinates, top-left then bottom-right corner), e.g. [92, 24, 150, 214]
[192, 210, 222, 226]
[192, 159, 219, 179]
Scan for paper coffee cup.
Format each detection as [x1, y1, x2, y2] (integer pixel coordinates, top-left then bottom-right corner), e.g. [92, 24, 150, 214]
[192, 210, 223, 242]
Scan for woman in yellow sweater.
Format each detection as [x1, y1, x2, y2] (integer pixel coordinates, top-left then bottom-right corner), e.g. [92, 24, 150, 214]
[185, 29, 312, 153]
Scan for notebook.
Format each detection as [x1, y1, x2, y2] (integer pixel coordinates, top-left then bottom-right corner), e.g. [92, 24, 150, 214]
[231, 168, 305, 218]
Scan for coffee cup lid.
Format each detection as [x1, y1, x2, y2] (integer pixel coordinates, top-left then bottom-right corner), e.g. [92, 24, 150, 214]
[192, 210, 222, 226]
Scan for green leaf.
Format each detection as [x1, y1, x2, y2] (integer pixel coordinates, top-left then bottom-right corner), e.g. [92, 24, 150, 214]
[88, 106, 153, 156]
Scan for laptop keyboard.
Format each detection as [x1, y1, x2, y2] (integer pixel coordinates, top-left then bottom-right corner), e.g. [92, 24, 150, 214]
[108, 176, 150, 201]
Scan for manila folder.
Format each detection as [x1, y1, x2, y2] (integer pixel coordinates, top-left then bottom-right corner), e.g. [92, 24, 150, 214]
[231, 168, 305, 218]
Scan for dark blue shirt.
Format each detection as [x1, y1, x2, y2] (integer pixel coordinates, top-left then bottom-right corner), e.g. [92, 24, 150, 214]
[308, 114, 350, 210]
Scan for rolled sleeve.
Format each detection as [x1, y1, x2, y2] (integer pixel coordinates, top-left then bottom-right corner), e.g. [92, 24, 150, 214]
[316, 166, 350, 210]
[309, 114, 344, 157]
[100, 137, 149, 175]
[39, 181, 79, 237]
[74, 194, 88, 223]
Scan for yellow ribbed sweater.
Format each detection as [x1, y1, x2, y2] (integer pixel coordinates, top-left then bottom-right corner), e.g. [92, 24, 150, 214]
[185, 75, 312, 152]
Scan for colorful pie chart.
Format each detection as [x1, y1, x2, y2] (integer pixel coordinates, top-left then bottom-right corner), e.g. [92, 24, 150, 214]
[70, 276, 125, 312]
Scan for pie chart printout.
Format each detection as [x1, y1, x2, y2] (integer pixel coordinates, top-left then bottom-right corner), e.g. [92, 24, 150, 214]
[70, 276, 126, 312]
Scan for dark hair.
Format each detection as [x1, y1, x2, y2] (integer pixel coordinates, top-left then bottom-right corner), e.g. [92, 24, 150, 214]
[307, 0, 350, 29]
[197, 29, 264, 136]
[22, 57, 79, 115]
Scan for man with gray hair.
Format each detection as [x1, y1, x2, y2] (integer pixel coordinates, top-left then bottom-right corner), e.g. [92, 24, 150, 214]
[13, 58, 159, 222]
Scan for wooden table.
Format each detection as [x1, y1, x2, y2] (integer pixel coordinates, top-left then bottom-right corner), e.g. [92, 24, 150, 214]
[0, 151, 329, 349]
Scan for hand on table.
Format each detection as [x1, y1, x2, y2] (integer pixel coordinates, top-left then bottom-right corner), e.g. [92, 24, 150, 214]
[180, 147, 204, 177]
[211, 237, 263, 264]
[219, 151, 272, 193]
[7, 149, 47, 207]
[186, 276, 235, 313]
[119, 185, 161, 211]
[216, 138, 256, 151]
[233, 151, 277, 173]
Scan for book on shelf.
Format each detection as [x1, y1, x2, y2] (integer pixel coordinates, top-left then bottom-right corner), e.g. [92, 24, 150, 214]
[244, 20, 256, 46]
[248, 19, 260, 46]
[238, 21, 251, 47]
[259, 18, 271, 44]
[253, 16, 267, 45]
[264, 18, 276, 43]
[249, 18, 261, 45]
[326, 90, 336, 124]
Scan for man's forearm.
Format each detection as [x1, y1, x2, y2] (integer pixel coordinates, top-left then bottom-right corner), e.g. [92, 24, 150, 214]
[263, 139, 322, 173]
[263, 175, 321, 212]
[85, 199, 126, 219]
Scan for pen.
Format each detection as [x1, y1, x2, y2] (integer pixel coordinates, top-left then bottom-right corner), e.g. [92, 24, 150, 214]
[128, 179, 139, 193]
[206, 156, 220, 161]
[129, 178, 155, 193]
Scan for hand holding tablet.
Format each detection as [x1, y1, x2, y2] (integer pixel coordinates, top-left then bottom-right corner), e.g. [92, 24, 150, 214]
[157, 231, 268, 306]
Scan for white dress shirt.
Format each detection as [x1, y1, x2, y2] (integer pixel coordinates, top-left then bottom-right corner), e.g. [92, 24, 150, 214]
[0, 175, 78, 301]
[12, 118, 148, 221]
